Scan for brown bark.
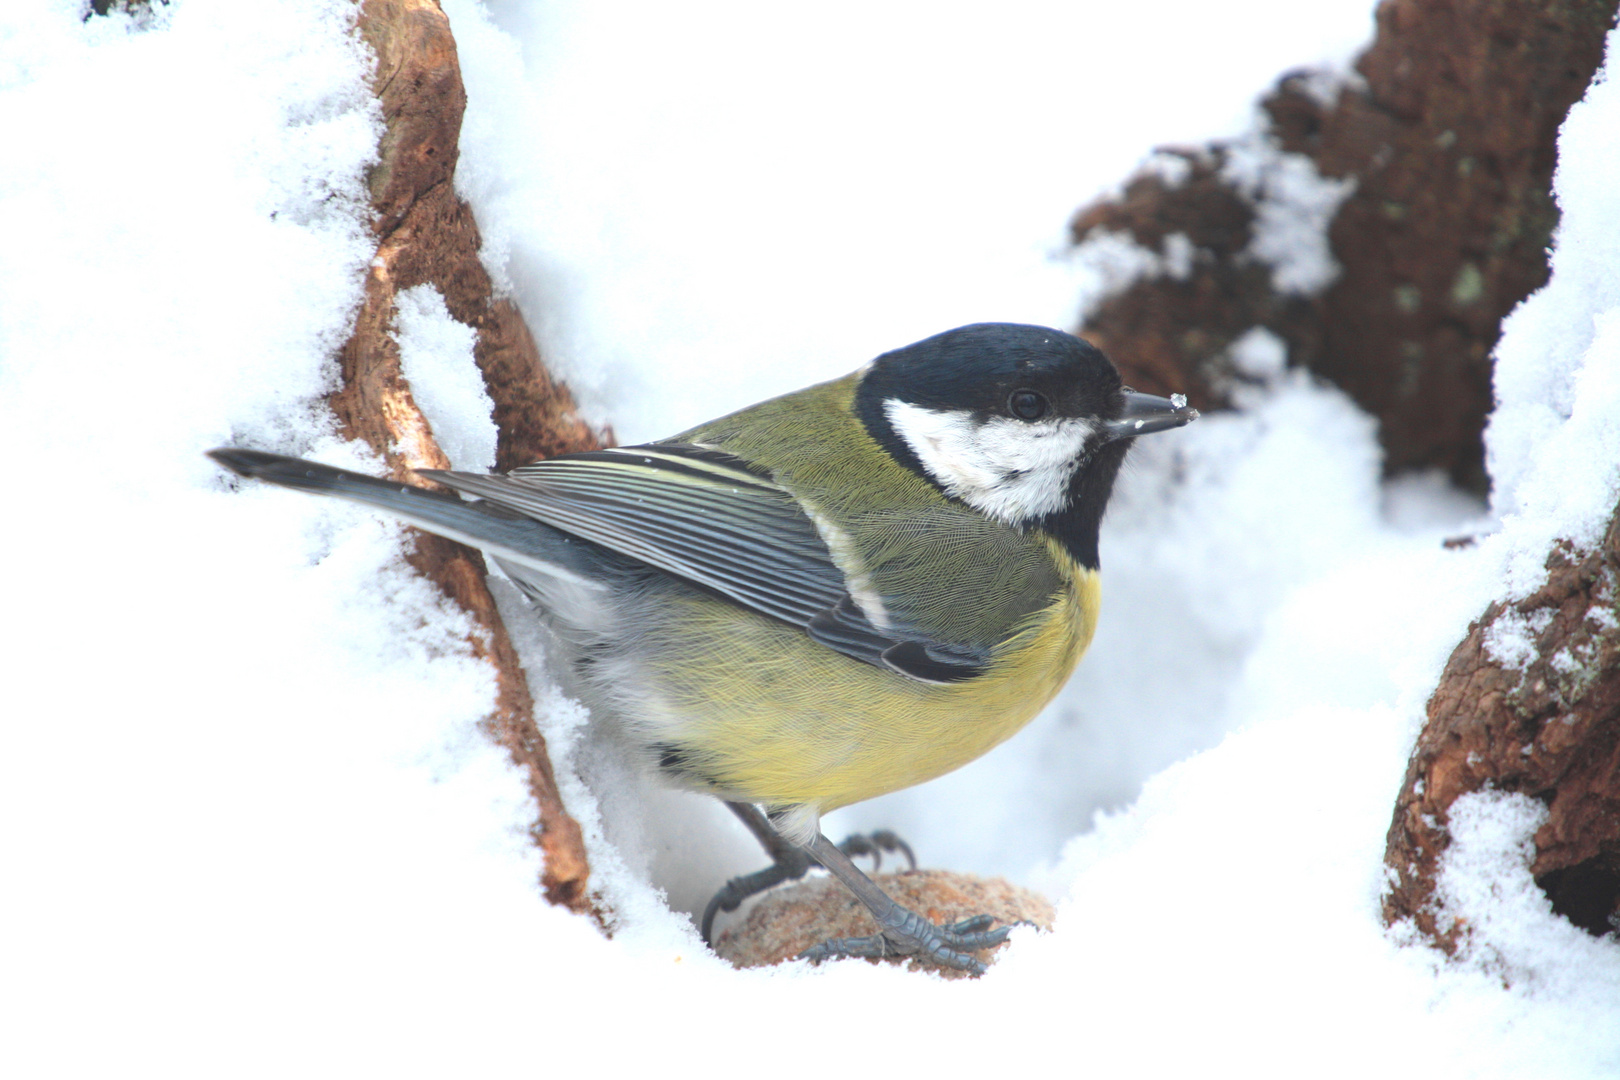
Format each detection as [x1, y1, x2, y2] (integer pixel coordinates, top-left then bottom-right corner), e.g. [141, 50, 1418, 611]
[359, 0, 598, 473]
[1070, 0, 1616, 494]
[331, 0, 599, 915]
[1383, 501, 1620, 948]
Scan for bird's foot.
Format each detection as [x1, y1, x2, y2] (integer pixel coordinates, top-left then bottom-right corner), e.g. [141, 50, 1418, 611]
[701, 849, 816, 945]
[834, 829, 915, 874]
[799, 912, 1024, 976]
[703, 804, 918, 945]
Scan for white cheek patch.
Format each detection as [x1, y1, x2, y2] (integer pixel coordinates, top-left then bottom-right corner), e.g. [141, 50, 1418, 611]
[884, 398, 1094, 524]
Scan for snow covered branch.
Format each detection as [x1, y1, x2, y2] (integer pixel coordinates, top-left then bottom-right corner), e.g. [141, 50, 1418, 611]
[336, 0, 600, 914]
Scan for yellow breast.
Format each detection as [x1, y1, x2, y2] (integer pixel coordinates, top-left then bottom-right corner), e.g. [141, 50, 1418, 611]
[631, 537, 1100, 816]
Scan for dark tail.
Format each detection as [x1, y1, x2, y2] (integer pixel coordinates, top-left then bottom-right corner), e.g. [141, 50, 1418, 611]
[207, 448, 589, 575]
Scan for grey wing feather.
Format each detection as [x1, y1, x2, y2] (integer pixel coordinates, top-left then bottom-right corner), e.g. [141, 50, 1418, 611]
[421, 445, 989, 682]
[805, 597, 984, 683]
[421, 447, 844, 626]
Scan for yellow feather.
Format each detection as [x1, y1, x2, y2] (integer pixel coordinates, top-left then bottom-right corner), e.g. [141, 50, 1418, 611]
[636, 538, 1099, 816]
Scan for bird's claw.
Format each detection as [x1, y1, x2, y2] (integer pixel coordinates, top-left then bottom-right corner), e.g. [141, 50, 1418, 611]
[798, 912, 1019, 975]
[701, 855, 814, 944]
[836, 829, 917, 874]
[706, 822, 921, 944]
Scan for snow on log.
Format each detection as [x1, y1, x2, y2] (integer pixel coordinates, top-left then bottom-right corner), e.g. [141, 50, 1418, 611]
[1068, 0, 1617, 494]
[1384, 502, 1620, 947]
[328, 0, 600, 915]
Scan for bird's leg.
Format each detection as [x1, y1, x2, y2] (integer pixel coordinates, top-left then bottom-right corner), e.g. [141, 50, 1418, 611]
[796, 831, 1016, 976]
[727, 800, 804, 864]
[701, 802, 818, 944]
[701, 803, 918, 944]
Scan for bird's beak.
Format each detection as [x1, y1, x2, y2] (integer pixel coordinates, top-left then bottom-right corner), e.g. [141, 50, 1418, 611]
[1103, 391, 1200, 441]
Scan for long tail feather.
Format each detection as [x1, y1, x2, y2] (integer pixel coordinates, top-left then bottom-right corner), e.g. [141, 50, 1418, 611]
[207, 448, 602, 587]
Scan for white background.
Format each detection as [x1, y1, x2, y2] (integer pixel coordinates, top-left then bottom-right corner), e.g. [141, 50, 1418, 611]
[3, 1, 1618, 1075]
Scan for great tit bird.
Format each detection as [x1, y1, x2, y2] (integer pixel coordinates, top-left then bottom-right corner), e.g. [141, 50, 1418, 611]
[210, 322, 1197, 974]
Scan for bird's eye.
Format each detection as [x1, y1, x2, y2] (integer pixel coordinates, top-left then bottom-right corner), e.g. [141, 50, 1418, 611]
[1008, 389, 1048, 420]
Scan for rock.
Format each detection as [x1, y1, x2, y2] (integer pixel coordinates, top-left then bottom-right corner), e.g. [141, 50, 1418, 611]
[713, 869, 1055, 977]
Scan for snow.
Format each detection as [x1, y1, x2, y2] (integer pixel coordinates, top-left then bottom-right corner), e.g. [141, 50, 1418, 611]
[1483, 607, 1554, 671]
[1070, 115, 1358, 310]
[1438, 793, 1583, 978]
[4, 0, 1619, 1076]
[394, 284, 496, 471]
[1223, 126, 1359, 296]
[1486, 54, 1620, 595]
[451, 0, 1381, 443]
[1228, 325, 1290, 383]
[1071, 227, 1199, 320]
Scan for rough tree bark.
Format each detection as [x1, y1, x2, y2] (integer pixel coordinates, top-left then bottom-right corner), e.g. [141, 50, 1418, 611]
[1383, 502, 1620, 946]
[334, 0, 600, 915]
[1069, 0, 1617, 494]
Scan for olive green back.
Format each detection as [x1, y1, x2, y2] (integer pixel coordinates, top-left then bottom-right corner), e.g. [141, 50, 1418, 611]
[672, 373, 1062, 651]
